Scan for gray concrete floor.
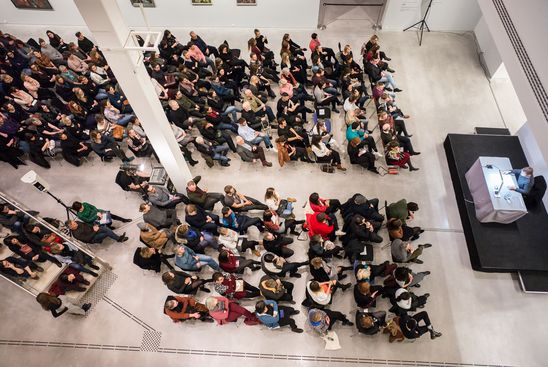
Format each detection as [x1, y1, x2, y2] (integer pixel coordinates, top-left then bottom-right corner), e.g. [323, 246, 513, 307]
[0, 22, 547, 367]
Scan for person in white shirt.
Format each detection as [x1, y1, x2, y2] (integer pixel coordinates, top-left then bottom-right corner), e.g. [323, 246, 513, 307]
[310, 136, 346, 171]
[217, 227, 261, 257]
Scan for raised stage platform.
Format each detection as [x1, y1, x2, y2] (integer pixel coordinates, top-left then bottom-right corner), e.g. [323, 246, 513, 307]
[444, 133, 548, 273]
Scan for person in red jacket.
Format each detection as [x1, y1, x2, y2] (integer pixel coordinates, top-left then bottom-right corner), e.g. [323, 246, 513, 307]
[218, 248, 261, 274]
[306, 212, 344, 241]
[212, 271, 261, 299]
[308, 192, 341, 215]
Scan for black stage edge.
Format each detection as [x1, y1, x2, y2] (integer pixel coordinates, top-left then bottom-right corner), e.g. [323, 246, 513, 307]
[519, 271, 548, 293]
[444, 134, 548, 272]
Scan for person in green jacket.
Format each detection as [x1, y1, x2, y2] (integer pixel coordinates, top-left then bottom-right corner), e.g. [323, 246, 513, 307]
[387, 199, 423, 240]
[71, 201, 131, 227]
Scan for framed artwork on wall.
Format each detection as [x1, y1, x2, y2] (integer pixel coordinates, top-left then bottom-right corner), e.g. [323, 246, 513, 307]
[130, 0, 156, 7]
[237, 0, 257, 5]
[192, 0, 213, 5]
[10, 0, 53, 10]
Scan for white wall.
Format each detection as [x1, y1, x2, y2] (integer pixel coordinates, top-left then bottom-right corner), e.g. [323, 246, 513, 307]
[117, 0, 320, 29]
[382, 0, 481, 31]
[0, 0, 321, 29]
[477, 0, 548, 205]
[474, 16, 503, 79]
[0, 0, 85, 26]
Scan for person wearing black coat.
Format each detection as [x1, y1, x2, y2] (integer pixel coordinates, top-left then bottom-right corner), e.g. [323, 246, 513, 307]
[59, 132, 91, 166]
[341, 194, 384, 223]
[4, 235, 62, 267]
[354, 281, 383, 309]
[161, 270, 210, 294]
[184, 204, 220, 234]
[347, 138, 378, 174]
[262, 232, 294, 258]
[346, 214, 383, 243]
[399, 312, 442, 340]
[133, 247, 175, 273]
[356, 310, 386, 335]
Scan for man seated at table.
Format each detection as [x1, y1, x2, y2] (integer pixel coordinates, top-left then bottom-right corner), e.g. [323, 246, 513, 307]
[507, 166, 534, 195]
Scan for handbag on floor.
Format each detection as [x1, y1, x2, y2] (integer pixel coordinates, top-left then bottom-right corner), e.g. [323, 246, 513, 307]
[321, 164, 335, 173]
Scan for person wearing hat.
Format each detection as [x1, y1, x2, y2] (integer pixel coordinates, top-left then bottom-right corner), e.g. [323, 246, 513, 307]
[205, 296, 259, 326]
[308, 308, 353, 337]
[138, 222, 171, 250]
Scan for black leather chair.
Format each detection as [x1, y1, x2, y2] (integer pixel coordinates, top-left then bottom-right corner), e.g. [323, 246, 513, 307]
[524, 175, 547, 210]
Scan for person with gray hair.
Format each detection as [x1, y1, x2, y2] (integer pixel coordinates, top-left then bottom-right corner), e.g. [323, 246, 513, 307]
[235, 136, 272, 167]
[391, 239, 431, 264]
[145, 184, 189, 209]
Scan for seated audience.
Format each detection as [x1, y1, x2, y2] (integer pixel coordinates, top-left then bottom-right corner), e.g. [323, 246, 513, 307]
[162, 270, 210, 294]
[222, 185, 269, 212]
[66, 219, 128, 244]
[174, 244, 220, 271]
[205, 296, 259, 326]
[255, 300, 303, 333]
[164, 295, 213, 323]
[212, 271, 261, 299]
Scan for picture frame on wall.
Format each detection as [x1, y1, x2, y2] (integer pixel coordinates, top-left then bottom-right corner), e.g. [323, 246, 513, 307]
[192, 0, 213, 5]
[10, 0, 53, 10]
[237, 0, 257, 5]
[130, 0, 155, 7]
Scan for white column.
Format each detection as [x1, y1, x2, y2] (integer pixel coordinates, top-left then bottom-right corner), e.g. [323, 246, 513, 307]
[73, 0, 191, 192]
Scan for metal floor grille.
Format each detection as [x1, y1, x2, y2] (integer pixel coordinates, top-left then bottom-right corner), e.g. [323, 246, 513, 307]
[140, 331, 162, 352]
[78, 270, 118, 316]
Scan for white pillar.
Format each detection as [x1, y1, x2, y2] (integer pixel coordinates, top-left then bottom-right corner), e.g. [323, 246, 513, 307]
[73, 0, 191, 192]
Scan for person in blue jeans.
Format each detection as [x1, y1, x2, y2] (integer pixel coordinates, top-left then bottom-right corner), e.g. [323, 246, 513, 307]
[194, 137, 230, 166]
[255, 300, 303, 333]
[237, 118, 273, 149]
[66, 220, 128, 244]
[174, 244, 220, 271]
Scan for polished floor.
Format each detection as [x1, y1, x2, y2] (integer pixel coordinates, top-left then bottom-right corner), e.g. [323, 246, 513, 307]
[0, 20, 546, 367]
